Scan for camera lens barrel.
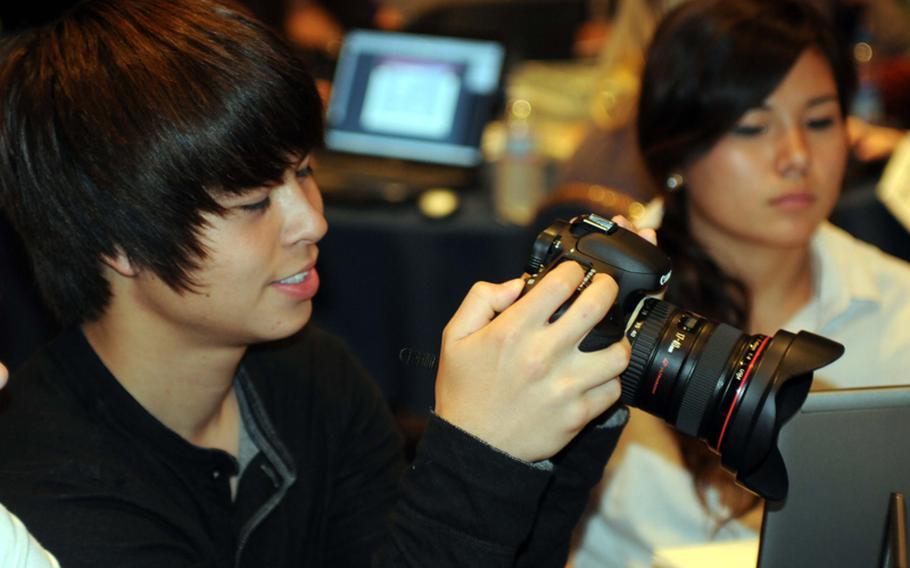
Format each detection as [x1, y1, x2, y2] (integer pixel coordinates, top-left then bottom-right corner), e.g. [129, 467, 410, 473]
[620, 299, 673, 405]
[622, 299, 743, 438]
[675, 322, 742, 438]
[621, 298, 770, 445]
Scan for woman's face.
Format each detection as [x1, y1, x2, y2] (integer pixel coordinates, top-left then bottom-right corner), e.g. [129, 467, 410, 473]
[129, 155, 328, 347]
[681, 48, 848, 252]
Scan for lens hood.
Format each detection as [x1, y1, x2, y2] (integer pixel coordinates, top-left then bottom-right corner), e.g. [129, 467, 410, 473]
[722, 331, 844, 500]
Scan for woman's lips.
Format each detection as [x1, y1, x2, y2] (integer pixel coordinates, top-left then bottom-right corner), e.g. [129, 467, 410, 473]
[769, 192, 816, 211]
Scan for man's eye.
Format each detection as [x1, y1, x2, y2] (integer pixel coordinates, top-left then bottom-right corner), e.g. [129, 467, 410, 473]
[296, 165, 314, 179]
[731, 124, 766, 137]
[240, 197, 271, 212]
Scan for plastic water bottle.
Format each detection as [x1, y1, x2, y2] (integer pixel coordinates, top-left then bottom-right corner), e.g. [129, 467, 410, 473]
[493, 98, 547, 225]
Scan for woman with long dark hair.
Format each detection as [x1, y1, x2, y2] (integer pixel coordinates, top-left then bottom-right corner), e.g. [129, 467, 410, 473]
[571, 0, 910, 565]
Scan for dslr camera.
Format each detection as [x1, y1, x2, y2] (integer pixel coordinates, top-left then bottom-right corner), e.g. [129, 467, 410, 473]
[522, 213, 843, 501]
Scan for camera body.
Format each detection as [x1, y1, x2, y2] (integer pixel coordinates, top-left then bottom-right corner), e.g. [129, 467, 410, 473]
[521, 213, 671, 349]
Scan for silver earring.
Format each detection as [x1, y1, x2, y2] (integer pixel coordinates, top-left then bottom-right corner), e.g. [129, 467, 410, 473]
[665, 173, 684, 192]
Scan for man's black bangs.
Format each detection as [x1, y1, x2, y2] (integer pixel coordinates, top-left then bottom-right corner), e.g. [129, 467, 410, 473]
[178, 55, 325, 198]
[216, 99, 324, 194]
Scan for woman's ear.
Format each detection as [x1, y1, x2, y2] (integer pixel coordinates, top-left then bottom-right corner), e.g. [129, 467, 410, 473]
[101, 247, 139, 278]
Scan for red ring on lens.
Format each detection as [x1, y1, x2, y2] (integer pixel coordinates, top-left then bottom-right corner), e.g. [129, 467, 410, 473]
[714, 335, 771, 450]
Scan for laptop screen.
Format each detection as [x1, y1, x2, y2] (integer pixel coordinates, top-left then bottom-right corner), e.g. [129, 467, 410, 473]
[757, 385, 910, 567]
[324, 30, 505, 167]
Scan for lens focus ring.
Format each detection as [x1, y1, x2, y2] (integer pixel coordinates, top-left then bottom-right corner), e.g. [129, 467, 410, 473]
[674, 323, 742, 437]
[620, 300, 675, 405]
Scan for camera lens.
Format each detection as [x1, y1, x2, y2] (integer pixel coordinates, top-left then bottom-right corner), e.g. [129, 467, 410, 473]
[619, 298, 843, 500]
[521, 213, 844, 500]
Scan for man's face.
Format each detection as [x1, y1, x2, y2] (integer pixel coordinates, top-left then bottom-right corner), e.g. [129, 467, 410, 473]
[127, 155, 327, 348]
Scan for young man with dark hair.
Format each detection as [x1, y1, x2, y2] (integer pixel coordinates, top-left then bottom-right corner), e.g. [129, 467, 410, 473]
[0, 1, 639, 566]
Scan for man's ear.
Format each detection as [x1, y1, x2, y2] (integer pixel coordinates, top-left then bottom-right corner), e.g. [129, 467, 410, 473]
[101, 247, 139, 278]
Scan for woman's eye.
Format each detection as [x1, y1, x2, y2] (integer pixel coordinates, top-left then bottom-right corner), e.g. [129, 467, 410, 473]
[240, 196, 271, 212]
[806, 117, 835, 130]
[731, 124, 766, 137]
[296, 164, 314, 179]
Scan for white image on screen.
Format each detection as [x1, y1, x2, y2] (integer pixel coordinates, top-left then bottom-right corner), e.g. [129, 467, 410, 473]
[360, 60, 460, 139]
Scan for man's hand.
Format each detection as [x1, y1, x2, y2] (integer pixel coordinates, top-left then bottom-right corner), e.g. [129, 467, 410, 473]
[434, 260, 629, 463]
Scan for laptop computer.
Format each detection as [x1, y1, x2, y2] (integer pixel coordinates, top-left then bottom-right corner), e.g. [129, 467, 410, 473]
[314, 29, 505, 203]
[757, 385, 910, 568]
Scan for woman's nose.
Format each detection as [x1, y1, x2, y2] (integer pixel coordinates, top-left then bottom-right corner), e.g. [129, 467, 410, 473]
[775, 126, 810, 177]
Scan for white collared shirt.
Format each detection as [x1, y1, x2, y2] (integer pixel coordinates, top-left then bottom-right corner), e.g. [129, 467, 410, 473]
[787, 222, 910, 388]
[572, 221, 910, 568]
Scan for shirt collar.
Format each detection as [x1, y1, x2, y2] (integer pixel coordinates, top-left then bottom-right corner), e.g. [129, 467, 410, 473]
[810, 221, 881, 326]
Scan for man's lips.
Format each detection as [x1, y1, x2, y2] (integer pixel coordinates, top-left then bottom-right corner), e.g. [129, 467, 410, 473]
[272, 254, 318, 285]
[270, 263, 320, 300]
[274, 268, 311, 285]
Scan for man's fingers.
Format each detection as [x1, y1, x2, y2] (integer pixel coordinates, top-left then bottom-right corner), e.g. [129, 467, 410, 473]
[583, 376, 623, 418]
[637, 227, 657, 246]
[575, 338, 632, 392]
[611, 215, 636, 232]
[444, 279, 524, 341]
[511, 261, 587, 326]
[550, 273, 618, 346]
[612, 214, 657, 245]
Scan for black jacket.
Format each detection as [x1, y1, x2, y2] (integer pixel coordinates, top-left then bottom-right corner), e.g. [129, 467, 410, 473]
[0, 325, 625, 567]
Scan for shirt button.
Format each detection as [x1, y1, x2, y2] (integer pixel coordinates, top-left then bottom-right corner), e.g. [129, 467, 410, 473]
[212, 470, 221, 480]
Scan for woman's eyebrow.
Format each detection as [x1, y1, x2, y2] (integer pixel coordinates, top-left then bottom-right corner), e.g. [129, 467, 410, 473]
[754, 94, 839, 111]
[804, 94, 839, 108]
